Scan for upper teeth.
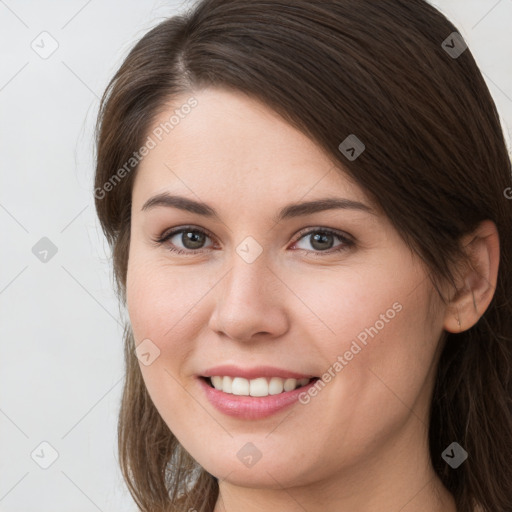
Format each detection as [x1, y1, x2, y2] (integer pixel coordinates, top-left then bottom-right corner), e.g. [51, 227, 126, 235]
[209, 376, 311, 396]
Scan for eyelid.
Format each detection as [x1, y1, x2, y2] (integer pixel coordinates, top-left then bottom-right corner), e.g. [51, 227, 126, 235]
[292, 225, 354, 244]
[154, 225, 217, 247]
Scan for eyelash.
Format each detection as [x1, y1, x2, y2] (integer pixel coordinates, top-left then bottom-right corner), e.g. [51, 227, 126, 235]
[152, 225, 355, 257]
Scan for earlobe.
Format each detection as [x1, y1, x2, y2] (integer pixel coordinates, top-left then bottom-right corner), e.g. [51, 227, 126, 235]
[443, 220, 500, 333]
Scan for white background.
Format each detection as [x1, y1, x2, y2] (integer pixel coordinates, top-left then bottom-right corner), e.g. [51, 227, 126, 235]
[1, 1, 511, 510]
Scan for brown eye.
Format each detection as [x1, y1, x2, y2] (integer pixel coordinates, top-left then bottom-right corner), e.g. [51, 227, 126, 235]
[154, 225, 354, 257]
[292, 228, 354, 255]
[156, 226, 214, 255]
[309, 232, 335, 251]
[177, 230, 208, 250]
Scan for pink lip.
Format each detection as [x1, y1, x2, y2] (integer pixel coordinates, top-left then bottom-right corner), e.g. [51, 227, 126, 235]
[198, 376, 319, 420]
[201, 365, 315, 380]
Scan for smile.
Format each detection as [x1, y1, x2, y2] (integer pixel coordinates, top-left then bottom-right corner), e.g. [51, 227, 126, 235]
[205, 376, 315, 396]
[198, 374, 321, 420]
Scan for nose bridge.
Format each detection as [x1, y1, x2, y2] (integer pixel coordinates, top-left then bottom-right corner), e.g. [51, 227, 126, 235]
[223, 232, 274, 300]
[209, 243, 289, 341]
[222, 245, 274, 313]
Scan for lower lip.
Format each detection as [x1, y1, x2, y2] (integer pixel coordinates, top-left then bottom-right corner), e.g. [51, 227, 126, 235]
[198, 377, 319, 420]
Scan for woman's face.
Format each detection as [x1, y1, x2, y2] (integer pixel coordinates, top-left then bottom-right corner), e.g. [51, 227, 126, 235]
[127, 87, 446, 490]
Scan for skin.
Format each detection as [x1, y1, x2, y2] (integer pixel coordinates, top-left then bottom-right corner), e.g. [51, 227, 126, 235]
[126, 87, 499, 512]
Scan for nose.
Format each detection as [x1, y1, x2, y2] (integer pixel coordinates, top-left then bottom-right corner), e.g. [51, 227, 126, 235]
[208, 252, 290, 343]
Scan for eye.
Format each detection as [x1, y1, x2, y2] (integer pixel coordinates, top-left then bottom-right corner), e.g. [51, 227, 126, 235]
[291, 227, 354, 256]
[153, 226, 215, 255]
[152, 226, 355, 256]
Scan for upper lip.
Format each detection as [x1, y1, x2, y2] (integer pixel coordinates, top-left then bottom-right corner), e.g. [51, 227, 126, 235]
[201, 365, 316, 380]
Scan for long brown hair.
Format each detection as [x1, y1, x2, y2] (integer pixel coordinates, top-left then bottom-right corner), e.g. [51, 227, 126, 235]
[93, 1, 512, 510]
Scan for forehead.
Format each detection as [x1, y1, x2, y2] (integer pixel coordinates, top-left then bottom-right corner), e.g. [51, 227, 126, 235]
[132, 87, 373, 212]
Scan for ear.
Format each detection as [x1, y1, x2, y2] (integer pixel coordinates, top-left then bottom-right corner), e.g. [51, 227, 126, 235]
[443, 220, 500, 333]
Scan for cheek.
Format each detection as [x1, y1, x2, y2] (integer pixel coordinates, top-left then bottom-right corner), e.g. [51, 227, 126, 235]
[308, 259, 438, 378]
[296, 265, 440, 435]
[125, 258, 210, 431]
[311, 279, 441, 457]
[284, 265, 406, 365]
[126, 255, 211, 349]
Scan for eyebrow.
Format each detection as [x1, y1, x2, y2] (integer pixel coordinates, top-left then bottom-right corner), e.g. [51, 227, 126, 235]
[141, 193, 376, 223]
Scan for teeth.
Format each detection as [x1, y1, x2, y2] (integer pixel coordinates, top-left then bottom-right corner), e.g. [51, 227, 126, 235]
[211, 376, 223, 390]
[250, 377, 268, 397]
[207, 376, 312, 396]
[222, 376, 232, 393]
[232, 377, 250, 396]
[284, 378, 297, 392]
[269, 377, 284, 395]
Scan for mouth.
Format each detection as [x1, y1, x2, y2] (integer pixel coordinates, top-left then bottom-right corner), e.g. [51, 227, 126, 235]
[200, 375, 320, 397]
[198, 374, 321, 420]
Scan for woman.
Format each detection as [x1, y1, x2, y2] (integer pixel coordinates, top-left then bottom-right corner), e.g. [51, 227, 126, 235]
[93, 0, 512, 510]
